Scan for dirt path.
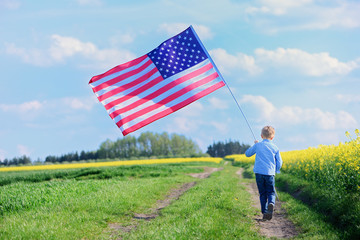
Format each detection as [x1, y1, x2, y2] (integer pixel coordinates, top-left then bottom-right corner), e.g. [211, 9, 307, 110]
[236, 169, 299, 239]
[108, 167, 223, 239]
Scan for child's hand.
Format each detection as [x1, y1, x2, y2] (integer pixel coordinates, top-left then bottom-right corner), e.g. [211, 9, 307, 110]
[254, 140, 259, 144]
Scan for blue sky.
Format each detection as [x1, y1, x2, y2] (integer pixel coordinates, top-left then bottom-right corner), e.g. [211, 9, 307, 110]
[1, 0, 359, 161]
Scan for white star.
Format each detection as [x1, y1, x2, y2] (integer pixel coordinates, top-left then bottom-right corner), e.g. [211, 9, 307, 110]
[172, 71, 175, 74]
[187, 64, 190, 67]
[193, 44, 196, 47]
[164, 75, 167, 77]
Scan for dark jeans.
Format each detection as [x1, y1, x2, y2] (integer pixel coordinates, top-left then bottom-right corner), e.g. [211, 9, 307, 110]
[255, 173, 276, 214]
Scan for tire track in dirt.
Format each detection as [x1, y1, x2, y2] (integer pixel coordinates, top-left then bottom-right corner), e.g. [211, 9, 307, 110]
[108, 167, 223, 239]
[236, 169, 299, 239]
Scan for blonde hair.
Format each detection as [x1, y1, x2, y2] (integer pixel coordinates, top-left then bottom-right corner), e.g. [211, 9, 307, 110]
[261, 126, 275, 139]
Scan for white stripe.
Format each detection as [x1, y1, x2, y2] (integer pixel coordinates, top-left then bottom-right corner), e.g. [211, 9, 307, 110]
[95, 62, 157, 98]
[120, 76, 223, 130]
[109, 65, 217, 118]
[89, 57, 150, 88]
[106, 59, 213, 115]
[101, 71, 162, 106]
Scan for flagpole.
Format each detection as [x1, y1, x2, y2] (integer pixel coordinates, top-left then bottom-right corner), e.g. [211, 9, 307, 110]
[190, 25, 257, 141]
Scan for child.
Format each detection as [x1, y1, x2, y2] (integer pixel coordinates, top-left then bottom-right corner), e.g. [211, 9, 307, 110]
[245, 126, 282, 220]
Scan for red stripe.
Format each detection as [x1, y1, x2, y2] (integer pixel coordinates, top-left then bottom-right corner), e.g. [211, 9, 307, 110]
[114, 71, 219, 124]
[120, 81, 225, 135]
[98, 67, 158, 102]
[89, 55, 147, 84]
[104, 75, 164, 110]
[93, 59, 153, 93]
[108, 63, 213, 118]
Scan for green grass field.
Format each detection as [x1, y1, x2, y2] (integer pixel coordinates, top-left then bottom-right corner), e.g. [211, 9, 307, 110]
[0, 161, 345, 239]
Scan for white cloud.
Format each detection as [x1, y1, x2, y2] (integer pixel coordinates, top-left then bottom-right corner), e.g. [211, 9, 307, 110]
[158, 23, 214, 40]
[246, 0, 360, 32]
[210, 121, 229, 133]
[17, 144, 31, 156]
[0, 100, 43, 113]
[336, 94, 360, 104]
[0, 0, 21, 9]
[208, 97, 228, 110]
[240, 94, 357, 130]
[5, 35, 136, 69]
[255, 48, 358, 76]
[246, 0, 313, 16]
[0, 97, 96, 120]
[76, 0, 102, 6]
[209, 47, 358, 78]
[167, 117, 199, 133]
[210, 48, 262, 75]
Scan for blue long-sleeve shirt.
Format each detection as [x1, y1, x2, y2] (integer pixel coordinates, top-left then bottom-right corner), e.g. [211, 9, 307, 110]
[245, 139, 282, 175]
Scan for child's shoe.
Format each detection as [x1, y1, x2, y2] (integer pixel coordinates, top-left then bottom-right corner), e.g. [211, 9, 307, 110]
[263, 203, 274, 220]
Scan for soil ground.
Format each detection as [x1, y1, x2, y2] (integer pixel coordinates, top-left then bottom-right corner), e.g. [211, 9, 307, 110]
[236, 169, 299, 239]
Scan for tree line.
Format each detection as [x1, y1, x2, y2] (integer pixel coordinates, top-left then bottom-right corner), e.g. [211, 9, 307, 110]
[0, 131, 250, 166]
[43, 132, 204, 163]
[206, 140, 250, 157]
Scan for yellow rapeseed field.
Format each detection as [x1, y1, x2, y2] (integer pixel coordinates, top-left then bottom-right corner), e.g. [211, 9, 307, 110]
[0, 157, 223, 172]
[226, 129, 360, 193]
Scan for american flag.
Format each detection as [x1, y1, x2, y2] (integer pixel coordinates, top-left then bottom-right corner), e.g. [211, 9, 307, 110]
[89, 26, 225, 136]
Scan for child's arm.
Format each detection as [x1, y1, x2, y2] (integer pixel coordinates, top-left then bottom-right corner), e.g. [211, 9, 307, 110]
[245, 141, 258, 157]
[275, 151, 282, 173]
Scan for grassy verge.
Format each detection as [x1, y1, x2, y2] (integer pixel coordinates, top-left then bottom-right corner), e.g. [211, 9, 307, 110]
[119, 165, 263, 240]
[277, 173, 360, 239]
[0, 164, 214, 239]
[0, 163, 215, 186]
